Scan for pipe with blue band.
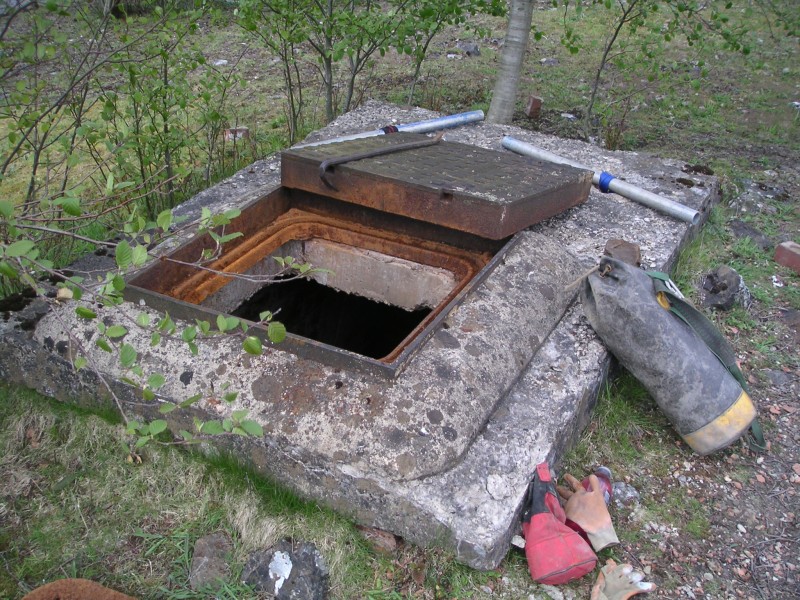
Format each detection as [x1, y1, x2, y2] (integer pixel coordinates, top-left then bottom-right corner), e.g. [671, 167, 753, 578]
[501, 136, 701, 225]
[598, 171, 615, 193]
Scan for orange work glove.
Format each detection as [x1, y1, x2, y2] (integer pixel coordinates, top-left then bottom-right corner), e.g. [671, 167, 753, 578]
[557, 473, 619, 551]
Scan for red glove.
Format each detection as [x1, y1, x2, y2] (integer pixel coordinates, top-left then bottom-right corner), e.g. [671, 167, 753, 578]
[521, 463, 597, 584]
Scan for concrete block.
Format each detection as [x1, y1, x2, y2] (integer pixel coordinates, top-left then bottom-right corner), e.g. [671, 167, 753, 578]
[0, 101, 721, 570]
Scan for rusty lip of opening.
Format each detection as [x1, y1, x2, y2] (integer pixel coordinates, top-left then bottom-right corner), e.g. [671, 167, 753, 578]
[166, 208, 491, 307]
[125, 197, 513, 378]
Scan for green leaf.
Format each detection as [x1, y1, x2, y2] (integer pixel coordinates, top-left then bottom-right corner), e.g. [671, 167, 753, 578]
[181, 326, 197, 342]
[200, 420, 225, 435]
[147, 373, 166, 389]
[0, 200, 13, 218]
[150, 332, 161, 346]
[143, 388, 155, 401]
[159, 402, 178, 414]
[258, 311, 272, 322]
[216, 314, 228, 332]
[180, 393, 202, 408]
[106, 172, 115, 196]
[0, 261, 18, 279]
[240, 420, 263, 436]
[158, 314, 175, 333]
[132, 245, 148, 266]
[225, 317, 240, 331]
[268, 321, 287, 344]
[20, 273, 40, 292]
[115, 240, 133, 269]
[179, 429, 193, 441]
[222, 418, 233, 432]
[112, 274, 125, 292]
[135, 436, 150, 448]
[136, 313, 150, 327]
[242, 336, 262, 355]
[196, 320, 210, 335]
[231, 409, 248, 422]
[149, 420, 168, 435]
[188, 341, 198, 356]
[106, 325, 128, 338]
[61, 197, 81, 217]
[76, 306, 97, 319]
[119, 343, 137, 368]
[73, 356, 88, 370]
[5, 240, 35, 258]
[223, 392, 238, 403]
[157, 209, 172, 231]
[96, 339, 113, 353]
[219, 232, 243, 244]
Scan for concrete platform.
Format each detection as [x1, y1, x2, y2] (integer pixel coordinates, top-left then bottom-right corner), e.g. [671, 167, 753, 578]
[0, 101, 719, 569]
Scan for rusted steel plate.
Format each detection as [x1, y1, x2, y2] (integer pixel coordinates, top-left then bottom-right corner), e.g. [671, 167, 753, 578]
[282, 133, 592, 239]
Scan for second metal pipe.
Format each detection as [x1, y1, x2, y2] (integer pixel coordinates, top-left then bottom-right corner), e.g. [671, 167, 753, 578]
[502, 136, 700, 225]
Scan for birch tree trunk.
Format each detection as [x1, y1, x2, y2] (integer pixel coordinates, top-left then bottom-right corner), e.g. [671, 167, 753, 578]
[486, 0, 534, 124]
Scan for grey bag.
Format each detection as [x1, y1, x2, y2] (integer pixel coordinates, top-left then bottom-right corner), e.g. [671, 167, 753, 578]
[581, 256, 756, 455]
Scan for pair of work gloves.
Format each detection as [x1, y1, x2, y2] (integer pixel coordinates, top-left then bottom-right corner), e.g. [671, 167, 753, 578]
[522, 463, 655, 598]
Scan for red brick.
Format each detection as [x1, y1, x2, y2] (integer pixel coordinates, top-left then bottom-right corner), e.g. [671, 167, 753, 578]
[774, 241, 800, 275]
[525, 95, 543, 119]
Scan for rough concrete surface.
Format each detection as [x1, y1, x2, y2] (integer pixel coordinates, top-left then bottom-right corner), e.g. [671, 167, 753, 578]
[32, 230, 582, 483]
[0, 101, 719, 570]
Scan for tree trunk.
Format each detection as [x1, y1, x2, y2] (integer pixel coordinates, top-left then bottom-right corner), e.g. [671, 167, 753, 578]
[324, 0, 335, 122]
[486, 0, 534, 124]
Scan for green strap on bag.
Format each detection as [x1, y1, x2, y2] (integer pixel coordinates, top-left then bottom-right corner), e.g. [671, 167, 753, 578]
[647, 271, 766, 452]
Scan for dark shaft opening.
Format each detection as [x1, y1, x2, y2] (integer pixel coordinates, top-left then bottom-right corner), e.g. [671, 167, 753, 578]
[232, 278, 431, 360]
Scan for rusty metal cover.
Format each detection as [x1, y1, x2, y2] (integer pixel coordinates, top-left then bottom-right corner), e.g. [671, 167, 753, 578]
[282, 133, 592, 239]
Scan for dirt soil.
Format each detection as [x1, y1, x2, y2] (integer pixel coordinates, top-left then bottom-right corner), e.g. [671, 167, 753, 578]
[626, 155, 800, 600]
[527, 146, 798, 600]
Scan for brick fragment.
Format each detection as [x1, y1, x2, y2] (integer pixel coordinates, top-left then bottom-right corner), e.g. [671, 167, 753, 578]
[774, 241, 800, 275]
[525, 95, 543, 119]
[604, 238, 641, 266]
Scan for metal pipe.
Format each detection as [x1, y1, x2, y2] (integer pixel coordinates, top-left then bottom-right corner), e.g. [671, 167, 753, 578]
[502, 136, 701, 225]
[295, 110, 485, 148]
[398, 110, 485, 133]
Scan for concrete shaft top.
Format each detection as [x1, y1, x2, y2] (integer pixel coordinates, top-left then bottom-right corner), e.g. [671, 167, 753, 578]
[0, 101, 718, 570]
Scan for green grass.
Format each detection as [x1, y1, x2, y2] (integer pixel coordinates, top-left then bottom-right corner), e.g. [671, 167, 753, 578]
[0, 384, 538, 599]
[562, 371, 677, 473]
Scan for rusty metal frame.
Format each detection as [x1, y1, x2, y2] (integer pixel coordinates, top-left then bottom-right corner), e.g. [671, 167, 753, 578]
[125, 190, 518, 379]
